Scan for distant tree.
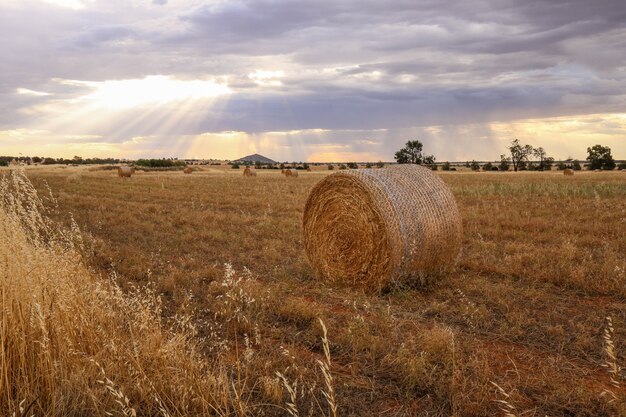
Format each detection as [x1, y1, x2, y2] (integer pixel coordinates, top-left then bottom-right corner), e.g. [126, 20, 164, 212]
[0, 160, 7, 167]
[464, 161, 471, 168]
[43, 157, 56, 165]
[327, 164, 334, 170]
[442, 161, 451, 171]
[347, 162, 358, 169]
[508, 139, 534, 172]
[617, 161, 626, 170]
[303, 162, 310, 170]
[365, 162, 373, 168]
[532, 147, 554, 171]
[32, 156, 42, 163]
[586, 144, 615, 170]
[376, 160, 384, 168]
[470, 160, 480, 171]
[482, 162, 494, 171]
[499, 155, 511, 172]
[231, 163, 240, 169]
[572, 160, 582, 171]
[556, 161, 567, 170]
[339, 164, 347, 170]
[394, 140, 435, 165]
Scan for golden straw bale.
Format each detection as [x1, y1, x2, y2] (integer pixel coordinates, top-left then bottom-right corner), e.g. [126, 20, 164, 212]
[284, 169, 299, 177]
[303, 164, 462, 292]
[117, 166, 133, 178]
[281, 169, 285, 174]
[243, 166, 257, 177]
[184, 167, 193, 174]
[563, 168, 574, 176]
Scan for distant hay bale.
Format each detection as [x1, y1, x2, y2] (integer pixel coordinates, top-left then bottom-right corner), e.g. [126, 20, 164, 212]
[303, 164, 462, 292]
[117, 166, 133, 178]
[243, 166, 257, 177]
[563, 168, 574, 176]
[284, 169, 299, 178]
[281, 169, 285, 175]
[306, 167, 312, 172]
[184, 167, 193, 174]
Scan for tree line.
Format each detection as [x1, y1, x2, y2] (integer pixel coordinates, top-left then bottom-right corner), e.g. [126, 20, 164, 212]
[0, 155, 122, 167]
[394, 139, 624, 171]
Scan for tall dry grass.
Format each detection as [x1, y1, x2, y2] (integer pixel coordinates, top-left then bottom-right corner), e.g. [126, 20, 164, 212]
[0, 169, 233, 416]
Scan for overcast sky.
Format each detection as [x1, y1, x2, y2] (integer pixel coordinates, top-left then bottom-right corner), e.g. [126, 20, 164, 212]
[1, 0, 625, 161]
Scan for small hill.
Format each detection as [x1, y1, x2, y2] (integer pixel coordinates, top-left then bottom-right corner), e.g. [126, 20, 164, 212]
[233, 154, 277, 164]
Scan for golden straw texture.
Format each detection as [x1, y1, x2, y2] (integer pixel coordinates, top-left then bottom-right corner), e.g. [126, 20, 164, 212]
[243, 166, 257, 177]
[303, 164, 462, 292]
[117, 166, 133, 178]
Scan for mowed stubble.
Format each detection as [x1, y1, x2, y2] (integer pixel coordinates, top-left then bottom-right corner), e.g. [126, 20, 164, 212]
[19, 165, 626, 416]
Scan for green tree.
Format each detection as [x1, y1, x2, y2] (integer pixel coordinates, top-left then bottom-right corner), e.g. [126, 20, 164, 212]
[470, 160, 480, 171]
[499, 155, 511, 172]
[586, 145, 615, 170]
[532, 147, 554, 171]
[508, 139, 533, 172]
[572, 160, 582, 171]
[376, 160, 384, 168]
[442, 161, 451, 171]
[347, 162, 358, 169]
[482, 162, 494, 171]
[394, 140, 435, 165]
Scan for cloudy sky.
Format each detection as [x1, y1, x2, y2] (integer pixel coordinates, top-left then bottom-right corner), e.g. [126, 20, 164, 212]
[1, 0, 625, 161]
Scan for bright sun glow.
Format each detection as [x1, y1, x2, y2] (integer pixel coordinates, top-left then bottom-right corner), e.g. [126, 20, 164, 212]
[63, 75, 231, 109]
[248, 70, 285, 86]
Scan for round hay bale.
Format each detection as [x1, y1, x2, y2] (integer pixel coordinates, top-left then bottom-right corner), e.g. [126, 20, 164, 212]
[184, 167, 193, 174]
[281, 169, 285, 174]
[243, 166, 257, 177]
[303, 164, 462, 292]
[117, 166, 133, 178]
[563, 168, 574, 176]
[285, 169, 298, 178]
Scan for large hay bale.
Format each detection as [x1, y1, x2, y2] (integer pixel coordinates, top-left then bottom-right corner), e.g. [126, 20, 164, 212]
[563, 168, 574, 176]
[285, 169, 299, 178]
[184, 167, 193, 174]
[117, 166, 133, 178]
[243, 166, 257, 177]
[303, 164, 462, 292]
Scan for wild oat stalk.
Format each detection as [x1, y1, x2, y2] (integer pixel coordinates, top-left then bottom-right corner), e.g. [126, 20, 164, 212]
[601, 316, 625, 415]
[317, 319, 338, 417]
[276, 372, 300, 417]
[490, 382, 518, 417]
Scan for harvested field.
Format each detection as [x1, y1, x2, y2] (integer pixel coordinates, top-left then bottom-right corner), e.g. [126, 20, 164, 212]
[6, 165, 626, 416]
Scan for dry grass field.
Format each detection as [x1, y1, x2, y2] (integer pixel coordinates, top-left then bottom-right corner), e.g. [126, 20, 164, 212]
[3, 165, 625, 416]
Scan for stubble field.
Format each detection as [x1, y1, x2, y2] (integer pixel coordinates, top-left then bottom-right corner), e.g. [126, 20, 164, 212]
[5, 165, 626, 416]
